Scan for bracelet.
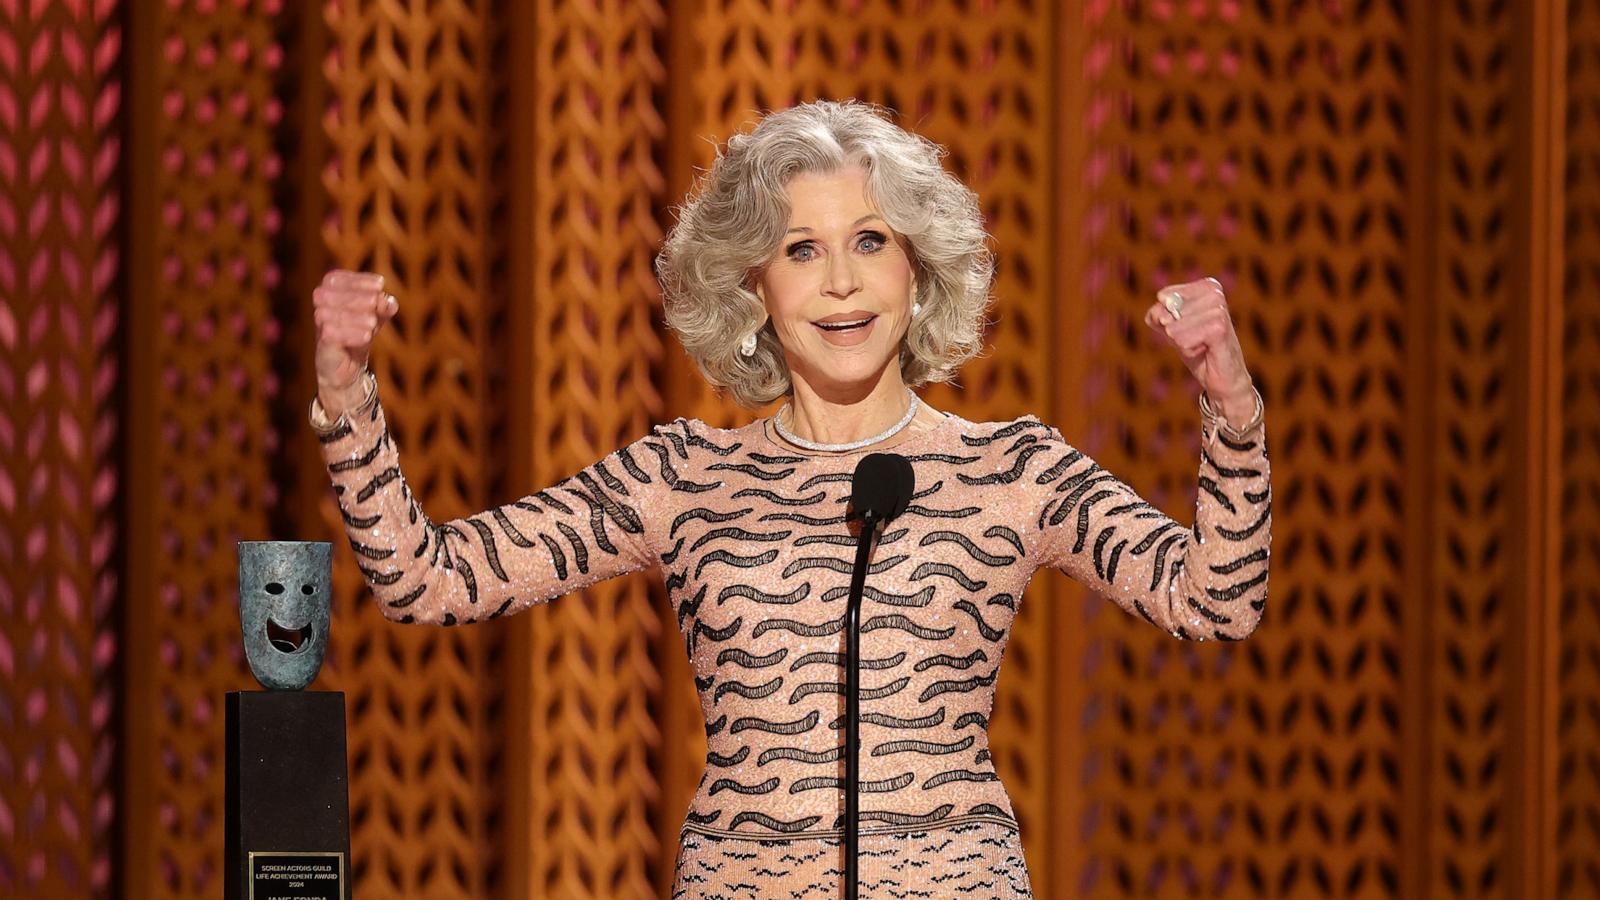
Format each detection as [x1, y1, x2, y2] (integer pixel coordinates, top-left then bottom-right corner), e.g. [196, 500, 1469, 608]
[308, 369, 378, 435]
[1199, 383, 1264, 442]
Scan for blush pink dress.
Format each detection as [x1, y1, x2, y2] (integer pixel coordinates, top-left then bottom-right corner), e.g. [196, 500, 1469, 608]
[313, 385, 1272, 898]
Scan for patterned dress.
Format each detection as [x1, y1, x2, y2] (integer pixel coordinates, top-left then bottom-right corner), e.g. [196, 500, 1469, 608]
[313, 382, 1272, 898]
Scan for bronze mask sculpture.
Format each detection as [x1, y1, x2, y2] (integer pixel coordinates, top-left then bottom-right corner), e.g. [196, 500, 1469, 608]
[237, 541, 332, 690]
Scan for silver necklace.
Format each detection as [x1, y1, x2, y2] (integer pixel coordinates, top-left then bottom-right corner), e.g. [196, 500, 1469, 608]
[773, 390, 921, 452]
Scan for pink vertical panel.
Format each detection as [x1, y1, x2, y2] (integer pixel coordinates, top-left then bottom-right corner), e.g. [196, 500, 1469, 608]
[0, 0, 121, 897]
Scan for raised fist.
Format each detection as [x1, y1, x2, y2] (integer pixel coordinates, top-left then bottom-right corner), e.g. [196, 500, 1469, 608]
[1144, 276, 1257, 420]
[313, 269, 398, 392]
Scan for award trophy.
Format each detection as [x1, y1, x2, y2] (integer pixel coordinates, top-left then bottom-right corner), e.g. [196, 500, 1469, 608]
[226, 541, 351, 900]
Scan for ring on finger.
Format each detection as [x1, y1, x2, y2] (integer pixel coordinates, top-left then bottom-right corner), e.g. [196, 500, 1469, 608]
[1158, 287, 1184, 319]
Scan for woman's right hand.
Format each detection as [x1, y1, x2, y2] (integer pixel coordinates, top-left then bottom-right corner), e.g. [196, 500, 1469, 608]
[314, 269, 399, 415]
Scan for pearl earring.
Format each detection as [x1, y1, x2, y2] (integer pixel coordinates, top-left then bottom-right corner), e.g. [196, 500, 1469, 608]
[740, 332, 757, 357]
[912, 301, 922, 316]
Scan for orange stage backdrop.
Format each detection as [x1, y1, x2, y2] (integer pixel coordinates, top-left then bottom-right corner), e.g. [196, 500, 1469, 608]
[1, 1, 1595, 898]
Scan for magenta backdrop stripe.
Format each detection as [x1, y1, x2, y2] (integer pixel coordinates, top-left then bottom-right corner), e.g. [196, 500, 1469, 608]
[0, 0, 122, 897]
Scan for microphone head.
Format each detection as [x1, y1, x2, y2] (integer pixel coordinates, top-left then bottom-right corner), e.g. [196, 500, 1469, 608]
[851, 453, 915, 523]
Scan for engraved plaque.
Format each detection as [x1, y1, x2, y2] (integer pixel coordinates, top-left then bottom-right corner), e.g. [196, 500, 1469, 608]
[248, 851, 345, 900]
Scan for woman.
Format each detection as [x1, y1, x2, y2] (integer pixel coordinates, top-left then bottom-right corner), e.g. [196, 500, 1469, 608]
[310, 100, 1270, 898]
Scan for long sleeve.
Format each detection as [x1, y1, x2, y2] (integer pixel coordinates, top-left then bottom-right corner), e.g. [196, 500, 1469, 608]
[1020, 412, 1272, 640]
[312, 382, 678, 626]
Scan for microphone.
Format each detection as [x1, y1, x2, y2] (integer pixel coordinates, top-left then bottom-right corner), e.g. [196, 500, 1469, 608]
[850, 452, 915, 524]
[843, 453, 914, 900]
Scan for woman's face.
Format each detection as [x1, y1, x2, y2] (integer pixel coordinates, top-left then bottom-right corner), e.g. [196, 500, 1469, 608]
[753, 165, 916, 395]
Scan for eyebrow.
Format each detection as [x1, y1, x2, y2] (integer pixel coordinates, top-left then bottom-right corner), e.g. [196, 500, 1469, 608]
[784, 214, 885, 236]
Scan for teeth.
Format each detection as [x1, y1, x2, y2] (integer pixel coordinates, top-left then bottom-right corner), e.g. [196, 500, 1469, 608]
[817, 317, 873, 330]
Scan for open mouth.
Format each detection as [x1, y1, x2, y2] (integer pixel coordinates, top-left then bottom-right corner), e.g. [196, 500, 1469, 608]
[266, 619, 315, 653]
[813, 315, 876, 333]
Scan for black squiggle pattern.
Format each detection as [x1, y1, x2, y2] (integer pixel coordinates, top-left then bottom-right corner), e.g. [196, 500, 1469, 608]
[919, 530, 1017, 565]
[718, 647, 787, 669]
[872, 736, 974, 757]
[690, 525, 794, 553]
[718, 582, 810, 606]
[321, 401, 1266, 867]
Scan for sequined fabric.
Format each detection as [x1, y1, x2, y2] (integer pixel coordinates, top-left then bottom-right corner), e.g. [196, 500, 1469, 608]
[315, 387, 1272, 896]
[673, 821, 1032, 898]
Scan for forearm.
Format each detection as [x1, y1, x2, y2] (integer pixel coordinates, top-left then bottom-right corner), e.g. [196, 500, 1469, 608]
[1161, 412, 1272, 640]
[1029, 402, 1272, 641]
[310, 376, 668, 626]
[311, 377, 484, 624]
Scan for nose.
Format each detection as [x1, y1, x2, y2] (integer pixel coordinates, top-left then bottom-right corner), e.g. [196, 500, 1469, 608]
[822, 253, 861, 299]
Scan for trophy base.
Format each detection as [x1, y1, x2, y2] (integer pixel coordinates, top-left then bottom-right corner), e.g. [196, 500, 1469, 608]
[225, 690, 352, 900]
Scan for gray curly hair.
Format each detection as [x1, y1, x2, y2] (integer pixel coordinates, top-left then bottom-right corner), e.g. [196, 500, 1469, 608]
[655, 99, 994, 409]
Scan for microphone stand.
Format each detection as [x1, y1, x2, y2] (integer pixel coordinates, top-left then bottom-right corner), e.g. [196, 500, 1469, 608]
[843, 508, 880, 900]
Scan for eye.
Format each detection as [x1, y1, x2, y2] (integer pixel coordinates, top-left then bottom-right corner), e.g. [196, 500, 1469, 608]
[265, 582, 285, 595]
[857, 231, 887, 252]
[786, 241, 816, 262]
[301, 584, 315, 595]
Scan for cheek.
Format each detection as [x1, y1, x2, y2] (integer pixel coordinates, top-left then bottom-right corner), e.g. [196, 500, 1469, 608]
[758, 268, 808, 310]
[869, 255, 914, 294]
[763, 282, 823, 335]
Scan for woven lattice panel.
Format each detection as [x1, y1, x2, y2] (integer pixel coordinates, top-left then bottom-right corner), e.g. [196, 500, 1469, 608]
[1430, 2, 1515, 895]
[663, 1, 1067, 892]
[60, 3, 1582, 899]
[1077, 2, 1404, 895]
[508, 2, 669, 897]
[0, 2, 120, 897]
[317, 2, 501, 897]
[1561, 2, 1600, 896]
[120, 3, 285, 897]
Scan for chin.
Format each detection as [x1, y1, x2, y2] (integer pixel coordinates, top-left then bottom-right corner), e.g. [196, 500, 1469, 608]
[804, 354, 897, 390]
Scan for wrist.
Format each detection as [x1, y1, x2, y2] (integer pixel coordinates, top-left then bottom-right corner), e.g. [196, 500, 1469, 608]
[315, 370, 375, 420]
[316, 368, 365, 392]
[1198, 380, 1264, 448]
[1211, 384, 1257, 425]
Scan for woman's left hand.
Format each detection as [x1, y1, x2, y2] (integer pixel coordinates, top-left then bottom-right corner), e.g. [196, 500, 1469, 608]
[1144, 277, 1257, 420]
